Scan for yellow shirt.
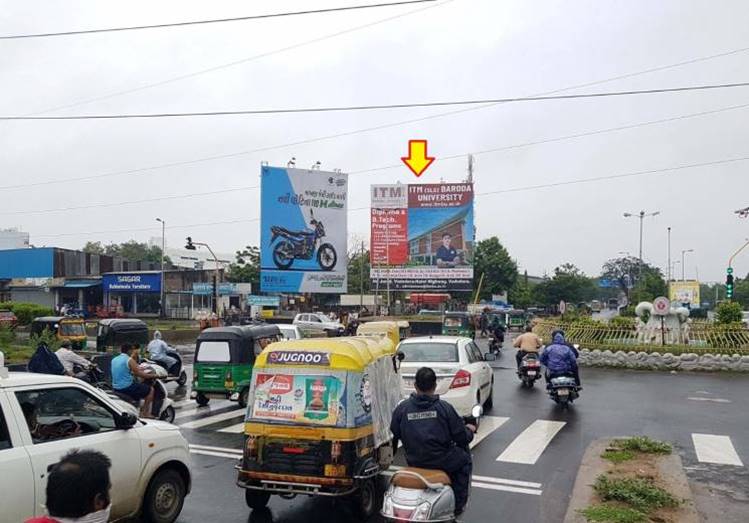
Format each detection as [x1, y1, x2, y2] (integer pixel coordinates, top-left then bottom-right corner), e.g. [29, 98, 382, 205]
[513, 332, 542, 352]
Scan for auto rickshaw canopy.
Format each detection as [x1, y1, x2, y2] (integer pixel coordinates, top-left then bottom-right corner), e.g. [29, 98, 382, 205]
[197, 324, 281, 364]
[355, 321, 401, 348]
[255, 336, 395, 372]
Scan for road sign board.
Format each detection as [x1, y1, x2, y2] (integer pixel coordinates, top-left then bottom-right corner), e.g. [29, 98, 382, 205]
[653, 296, 670, 316]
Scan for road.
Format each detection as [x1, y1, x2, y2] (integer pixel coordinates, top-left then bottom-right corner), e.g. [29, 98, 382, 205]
[163, 338, 748, 523]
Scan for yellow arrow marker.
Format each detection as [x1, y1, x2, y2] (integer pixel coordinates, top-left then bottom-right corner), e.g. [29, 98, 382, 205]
[401, 139, 435, 177]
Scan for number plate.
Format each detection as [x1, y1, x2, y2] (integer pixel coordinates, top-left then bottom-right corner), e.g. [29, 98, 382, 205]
[557, 388, 569, 396]
[403, 379, 415, 389]
[527, 371, 536, 376]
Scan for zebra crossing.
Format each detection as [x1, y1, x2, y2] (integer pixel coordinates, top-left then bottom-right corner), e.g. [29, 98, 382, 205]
[171, 402, 746, 471]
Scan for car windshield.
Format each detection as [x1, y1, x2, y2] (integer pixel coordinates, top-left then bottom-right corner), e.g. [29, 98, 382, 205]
[444, 317, 463, 327]
[59, 322, 85, 336]
[197, 341, 231, 362]
[400, 342, 458, 363]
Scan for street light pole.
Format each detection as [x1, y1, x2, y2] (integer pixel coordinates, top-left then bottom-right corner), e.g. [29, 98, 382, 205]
[156, 218, 165, 318]
[681, 249, 694, 281]
[623, 210, 660, 277]
[186, 238, 221, 315]
[667, 227, 672, 282]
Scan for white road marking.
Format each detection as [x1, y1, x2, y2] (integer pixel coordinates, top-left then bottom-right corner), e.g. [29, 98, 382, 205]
[471, 481, 542, 496]
[692, 434, 744, 466]
[687, 397, 732, 404]
[471, 474, 542, 489]
[470, 416, 509, 449]
[190, 449, 242, 459]
[178, 409, 245, 429]
[173, 399, 194, 409]
[189, 444, 242, 454]
[496, 420, 566, 465]
[175, 400, 232, 420]
[219, 422, 247, 434]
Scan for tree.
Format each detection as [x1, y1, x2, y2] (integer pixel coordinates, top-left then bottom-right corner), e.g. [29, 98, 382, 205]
[82, 241, 105, 254]
[629, 271, 668, 304]
[226, 246, 260, 290]
[473, 237, 518, 300]
[508, 271, 533, 309]
[732, 277, 749, 308]
[601, 256, 662, 294]
[533, 264, 596, 306]
[347, 245, 371, 295]
[716, 301, 743, 324]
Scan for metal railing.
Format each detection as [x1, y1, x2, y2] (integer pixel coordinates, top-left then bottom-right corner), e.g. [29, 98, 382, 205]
[534, 320, 749, 355]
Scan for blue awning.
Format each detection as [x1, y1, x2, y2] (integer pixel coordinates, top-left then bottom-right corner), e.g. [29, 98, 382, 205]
[63, 280, 101, 288]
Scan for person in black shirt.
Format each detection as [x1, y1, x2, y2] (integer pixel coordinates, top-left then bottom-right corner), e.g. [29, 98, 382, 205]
[435, 233, 459, 267]
[390, 367, 476, 515]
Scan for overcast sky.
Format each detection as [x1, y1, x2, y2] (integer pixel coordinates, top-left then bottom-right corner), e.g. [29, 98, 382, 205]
[1, 0, 748, 281]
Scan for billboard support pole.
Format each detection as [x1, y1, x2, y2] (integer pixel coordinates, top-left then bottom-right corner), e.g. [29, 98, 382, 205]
[359, 241, 364, 312]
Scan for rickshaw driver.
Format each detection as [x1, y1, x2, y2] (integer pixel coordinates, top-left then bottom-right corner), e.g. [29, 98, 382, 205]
[390, 367, 477, 516]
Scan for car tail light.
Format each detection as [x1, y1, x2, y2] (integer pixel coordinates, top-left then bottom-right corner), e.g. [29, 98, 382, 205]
[449, 369, 471, 389]
[245, 436, 257, 458]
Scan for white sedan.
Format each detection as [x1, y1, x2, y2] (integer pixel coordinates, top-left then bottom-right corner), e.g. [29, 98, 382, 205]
[277, 324, 303, 340]
[397, 336, 494, 417]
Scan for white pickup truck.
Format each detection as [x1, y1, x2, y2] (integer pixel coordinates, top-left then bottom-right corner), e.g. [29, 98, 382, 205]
[0, 352, 191, 523]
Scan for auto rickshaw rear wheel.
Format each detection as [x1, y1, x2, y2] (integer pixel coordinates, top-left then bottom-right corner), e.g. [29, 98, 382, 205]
[245, 489, 271, 509]
[238, 388, 249, 409]
[354, 478, 377, 518]
[195, 393, 209, 407]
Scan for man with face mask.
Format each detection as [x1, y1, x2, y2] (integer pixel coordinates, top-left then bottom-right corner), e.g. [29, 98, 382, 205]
[25, 449, 112, 523]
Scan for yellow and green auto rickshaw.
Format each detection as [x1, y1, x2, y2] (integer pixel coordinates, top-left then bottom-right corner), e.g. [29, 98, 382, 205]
[30, 316, 87, 349]
[441, 311, 475, 337]
[356, 320, 401, 347]
[191, 324, 281, 408]
[237, 336, 402, 518]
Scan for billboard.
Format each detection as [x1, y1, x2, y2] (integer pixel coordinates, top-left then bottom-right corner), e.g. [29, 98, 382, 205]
[370, 183, 474, 291]
[260, 166, 348, 293]
[669, 280, 701, 308]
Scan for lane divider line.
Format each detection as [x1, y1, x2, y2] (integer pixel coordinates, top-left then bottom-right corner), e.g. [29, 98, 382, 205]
[692, 433, 744, 466]
[178, 409, 245, 429]
[496, 420, 566, 465]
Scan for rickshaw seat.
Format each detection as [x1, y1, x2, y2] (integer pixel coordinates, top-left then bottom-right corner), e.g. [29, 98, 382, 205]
[393, 468, 451, 489]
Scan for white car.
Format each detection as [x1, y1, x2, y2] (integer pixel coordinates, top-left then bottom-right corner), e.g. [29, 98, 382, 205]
[0, 367, 191, 523]
[292, 313, 344, 336]
[277, 324, 303, 340]
[397, 336, 494, 417]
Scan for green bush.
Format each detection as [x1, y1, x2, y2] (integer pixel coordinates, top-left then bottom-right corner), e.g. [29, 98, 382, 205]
[29, 329, 61, 351]
[609, 316, 635, 328]
[619, 305, 636, 318]
[594, 476, 679, 513]
[614, 436, 671, 454]
[716, 301, 743, 325]
[0, 325, 15, 347]
[581, 504, 645, 523]
[0, 301, 55, 325]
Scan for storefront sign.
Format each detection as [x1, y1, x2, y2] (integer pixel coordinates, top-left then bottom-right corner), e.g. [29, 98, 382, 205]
[192, 282, 248, 296]
[247, 295, 281, 307]
[102, 273, 161, 292]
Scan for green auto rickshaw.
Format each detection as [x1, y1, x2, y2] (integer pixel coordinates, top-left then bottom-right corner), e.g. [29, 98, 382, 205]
[191, 324, 281, 408]
[441, 312, 475, 337]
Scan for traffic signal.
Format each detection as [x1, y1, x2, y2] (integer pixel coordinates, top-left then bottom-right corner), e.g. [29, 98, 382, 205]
[185, 237, 195, 250]
[726, 272, 735, 299]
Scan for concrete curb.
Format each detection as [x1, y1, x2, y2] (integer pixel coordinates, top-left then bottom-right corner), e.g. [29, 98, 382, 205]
[563, 438, 700, 523]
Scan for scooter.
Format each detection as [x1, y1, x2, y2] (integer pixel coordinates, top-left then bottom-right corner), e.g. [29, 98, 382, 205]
[381, 405, 483, 523]
[547, 375, 580, 409]
[488, 335, 502, 355]
[270, 209, 338, 271]
[143, 348, 188, 387]
[108, 363, 176, 423]
[517, 353, 542, 388]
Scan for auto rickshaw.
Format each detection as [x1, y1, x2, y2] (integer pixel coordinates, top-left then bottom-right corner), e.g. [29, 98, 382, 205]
[507, 309, 528, 331]
[95, 318, 149, 352]
[191, 324, 282, 408]
[396, 320, 411, 341]
[237, 336, 402, 517]
[30, 316, 87, 349]
[441, 311, 475, 337]
[356, 320, 401, 346]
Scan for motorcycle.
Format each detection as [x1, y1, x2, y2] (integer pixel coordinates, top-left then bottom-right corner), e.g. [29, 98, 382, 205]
[488, 335, 502, 355]
[108, 363, 176, 423]
[547, 375, 580, 409]
[381, 405, 483, 523]
[270, 209, 337, 271]
[143, 347, 188, 387]
[517, 353, 542, 388]
[73, 363, 109, 389]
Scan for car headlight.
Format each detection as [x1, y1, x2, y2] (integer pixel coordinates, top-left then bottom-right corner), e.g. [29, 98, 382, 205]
[413, 501, 431, 521]
[382, 495, 394, 516]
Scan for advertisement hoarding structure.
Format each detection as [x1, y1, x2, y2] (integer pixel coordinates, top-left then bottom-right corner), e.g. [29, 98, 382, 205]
[669, 280, 701, 308]
[260, 166, 348, 294]
[370, 183, 474, 292]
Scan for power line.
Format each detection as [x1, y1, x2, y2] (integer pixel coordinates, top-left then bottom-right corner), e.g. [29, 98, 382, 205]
[6, 82, 749, 121]
[0, 1, 437, 40]
[7, 43, 749, 191]
[29, 153, 749, 239]
[24, 0, 453, 116]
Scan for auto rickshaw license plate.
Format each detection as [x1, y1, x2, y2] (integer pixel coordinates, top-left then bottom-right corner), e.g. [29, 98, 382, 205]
[324, 464, 346, 477]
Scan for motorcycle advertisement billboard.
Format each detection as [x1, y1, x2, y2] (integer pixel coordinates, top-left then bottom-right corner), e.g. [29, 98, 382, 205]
[260, 166, 348, 293]
[370, 183, 474, 291]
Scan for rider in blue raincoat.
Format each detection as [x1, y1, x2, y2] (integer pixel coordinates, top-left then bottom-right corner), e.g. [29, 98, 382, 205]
[540, 331, 581, 387]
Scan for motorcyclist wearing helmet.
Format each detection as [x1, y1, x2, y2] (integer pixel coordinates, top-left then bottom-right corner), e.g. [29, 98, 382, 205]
[540, 331, 582, 387]
[390, 367, 476, 516]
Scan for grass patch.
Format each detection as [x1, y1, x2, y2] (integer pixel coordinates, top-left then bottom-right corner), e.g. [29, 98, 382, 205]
[614, 436, 672, 455]
[602, 449, 635, 464]
[594, 476, 679, 513]
[580, 504, 646, 523]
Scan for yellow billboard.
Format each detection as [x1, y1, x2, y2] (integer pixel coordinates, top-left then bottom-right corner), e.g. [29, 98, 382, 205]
[669, 281, 700, 307]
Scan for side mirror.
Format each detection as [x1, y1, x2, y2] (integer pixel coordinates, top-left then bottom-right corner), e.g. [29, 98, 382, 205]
[484, 352, 497, 362]
[396, 351, 406, 362]
[116, 412, 138, 430]
[471, 405, 483, 419]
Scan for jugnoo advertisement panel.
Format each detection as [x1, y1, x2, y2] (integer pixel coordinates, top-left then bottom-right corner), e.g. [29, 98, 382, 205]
[370, 183, 474, 291]
[260, 166, 348, 293]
